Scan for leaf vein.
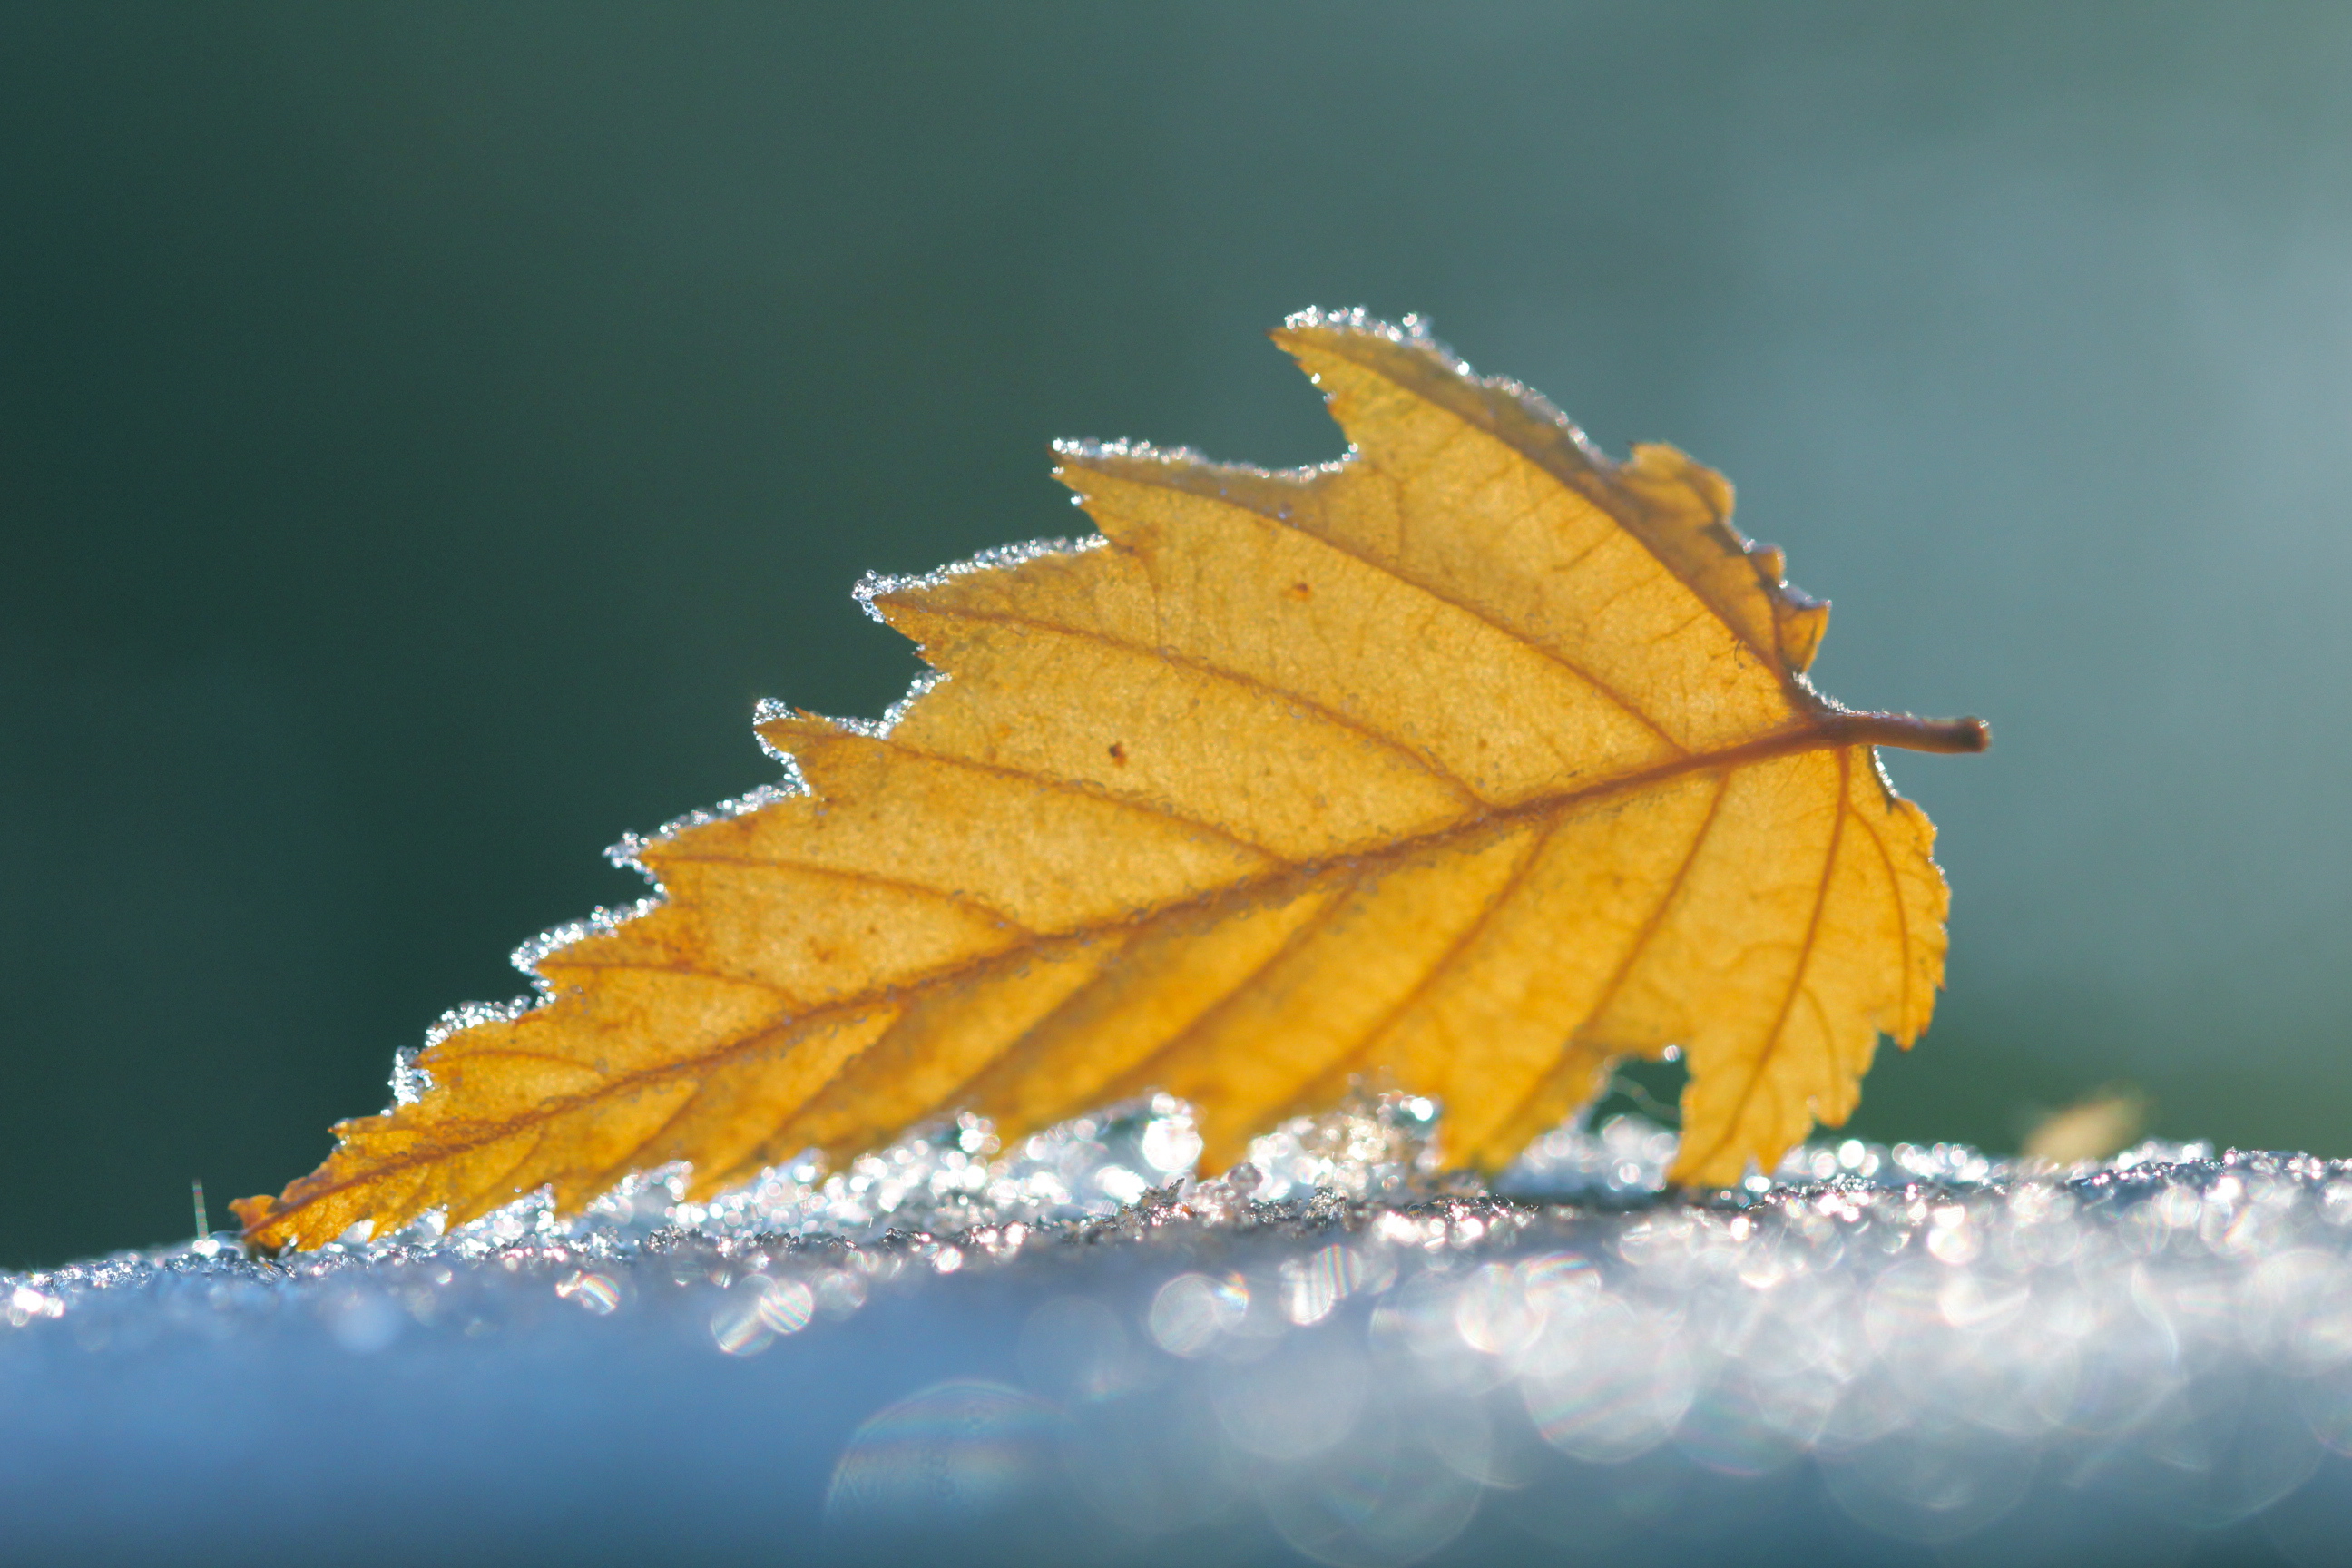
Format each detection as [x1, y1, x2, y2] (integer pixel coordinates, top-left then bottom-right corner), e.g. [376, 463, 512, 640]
[1681, 749, 1852, 1179]
[1280, 817, 1557, 1117]
[915, 936, 1139, 1125]
[261, 722, 1899, 1236]
[1855, 801, 1912, 1037]
[650, 850, 1034, 934]
[915, 599, 1489, 808]
[1305, 329, 1804, 697]
[863, 732, 1290, 866]
[1098, 877, 1362, 1105]
[533, 955, 808, 1001]
[1204, 462, 1690, 754]
[576, 1081, 710, 1202]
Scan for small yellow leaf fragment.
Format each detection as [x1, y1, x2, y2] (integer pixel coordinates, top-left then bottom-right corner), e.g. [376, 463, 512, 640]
[236, 309, 1983, 1250]
[2021, 1086, 2151, 1166]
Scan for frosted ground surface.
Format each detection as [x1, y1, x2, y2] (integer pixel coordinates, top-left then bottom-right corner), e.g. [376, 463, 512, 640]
[12, 1100, 2352, 1566]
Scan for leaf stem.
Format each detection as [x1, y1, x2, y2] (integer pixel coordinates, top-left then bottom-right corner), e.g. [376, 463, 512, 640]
[1830, 712, 1991, 755]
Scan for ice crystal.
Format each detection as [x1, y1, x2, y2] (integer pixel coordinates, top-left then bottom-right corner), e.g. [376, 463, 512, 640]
[5, 1100, 2347, 1565]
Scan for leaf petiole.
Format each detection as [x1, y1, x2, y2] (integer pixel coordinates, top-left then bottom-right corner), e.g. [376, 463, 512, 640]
[1827, 712, 1990, 755]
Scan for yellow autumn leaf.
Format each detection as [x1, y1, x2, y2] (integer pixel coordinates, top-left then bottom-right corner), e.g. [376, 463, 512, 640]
[236, 309, 1984, 1250]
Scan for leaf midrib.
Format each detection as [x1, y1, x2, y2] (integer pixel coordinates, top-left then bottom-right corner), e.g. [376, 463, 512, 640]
[263, 715, 1886, 1233]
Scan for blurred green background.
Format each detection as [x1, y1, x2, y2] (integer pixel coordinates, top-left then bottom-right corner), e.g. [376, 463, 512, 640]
[5, 4, 2351, 1265]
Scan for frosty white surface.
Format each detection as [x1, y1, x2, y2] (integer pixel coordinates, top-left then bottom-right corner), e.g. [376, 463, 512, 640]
[10, 1099, 2352, 1566]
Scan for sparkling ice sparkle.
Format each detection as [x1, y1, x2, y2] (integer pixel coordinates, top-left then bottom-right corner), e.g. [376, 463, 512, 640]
[13, 1099, 2352, 1565]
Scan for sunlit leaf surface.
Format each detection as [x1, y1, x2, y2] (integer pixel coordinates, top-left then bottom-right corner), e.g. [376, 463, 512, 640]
[238, 310, 1984, 1250]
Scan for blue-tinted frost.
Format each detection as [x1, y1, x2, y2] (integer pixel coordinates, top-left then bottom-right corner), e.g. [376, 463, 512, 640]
[11, 1098, 2352, 1565]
